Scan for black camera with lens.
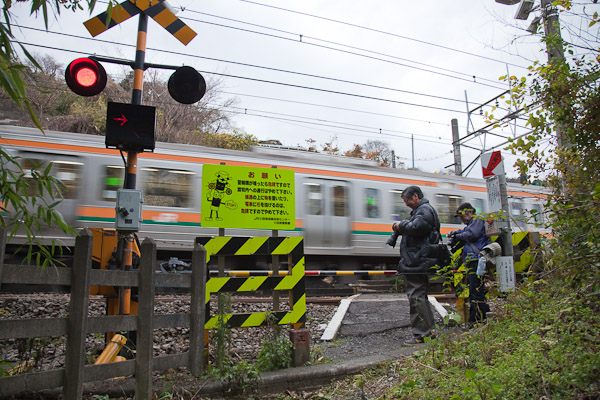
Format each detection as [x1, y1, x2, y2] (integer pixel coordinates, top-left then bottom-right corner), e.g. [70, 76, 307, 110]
[386, 223, 402, 248]
[386, 231, 400, 248]
[449, 239, 465, 254]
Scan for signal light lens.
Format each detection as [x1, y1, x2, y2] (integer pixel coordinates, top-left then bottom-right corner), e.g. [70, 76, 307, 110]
[65, 58, 107, 96]
[168, 66, 206, 104]
[76, 68, 97, 87]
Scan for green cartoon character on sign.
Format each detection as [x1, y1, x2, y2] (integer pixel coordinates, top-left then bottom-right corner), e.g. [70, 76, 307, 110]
[205, 170, 238, 221]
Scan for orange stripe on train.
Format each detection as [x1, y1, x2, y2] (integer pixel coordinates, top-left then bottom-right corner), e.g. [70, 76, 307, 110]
[3, 138, 438, 187]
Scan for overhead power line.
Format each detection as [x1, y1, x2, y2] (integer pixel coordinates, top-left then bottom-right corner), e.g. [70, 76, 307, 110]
[236, 0, 530, 70]
[29, 79, 454, 146]
[223, 106, 451, 145]
[91, 0, 515, 90]
[221, 104, 452, 143]
[221, 91, 451, 127]
[181, 9, 507, 89]
[181, 16, 509, 92]
[16, 24, 484, 105]
[16, 40, 469, 114]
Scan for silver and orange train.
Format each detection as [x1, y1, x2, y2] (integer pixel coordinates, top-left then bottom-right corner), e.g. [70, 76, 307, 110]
[0, 125, 547, 269]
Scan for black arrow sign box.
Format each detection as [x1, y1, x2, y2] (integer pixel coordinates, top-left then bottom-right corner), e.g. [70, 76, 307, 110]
[106, 102, 156, 152]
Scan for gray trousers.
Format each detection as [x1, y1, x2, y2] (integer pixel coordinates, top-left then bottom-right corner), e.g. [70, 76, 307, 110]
[405, 274, 435, 339]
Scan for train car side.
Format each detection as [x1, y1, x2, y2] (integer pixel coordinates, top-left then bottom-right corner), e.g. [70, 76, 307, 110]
[0, 125, 548, 269]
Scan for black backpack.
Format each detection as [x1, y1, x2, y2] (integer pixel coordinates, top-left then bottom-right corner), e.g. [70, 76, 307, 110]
[428, 205, 452, 268]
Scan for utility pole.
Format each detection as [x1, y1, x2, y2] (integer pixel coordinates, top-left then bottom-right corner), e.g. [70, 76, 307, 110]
[411, 134, 415, 170]
[540, 0, 571, 196]
[496, 0, 571, 186]
[541, 0, 564, 63]
[541, 0, 570, 153]
[451, 119, 462, 175]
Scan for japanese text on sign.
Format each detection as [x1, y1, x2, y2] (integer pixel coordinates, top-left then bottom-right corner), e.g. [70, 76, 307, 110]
[485, 175, 502, 212]
[201, 164, 295, 229]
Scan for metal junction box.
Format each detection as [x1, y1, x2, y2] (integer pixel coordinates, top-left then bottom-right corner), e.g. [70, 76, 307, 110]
[115, 189, 144, 231]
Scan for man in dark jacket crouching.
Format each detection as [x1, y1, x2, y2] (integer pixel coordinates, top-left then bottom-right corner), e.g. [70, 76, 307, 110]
[389, 185, 440, 345]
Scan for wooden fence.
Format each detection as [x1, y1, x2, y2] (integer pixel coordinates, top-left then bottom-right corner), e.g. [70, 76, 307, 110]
[0, 228, 207, 400]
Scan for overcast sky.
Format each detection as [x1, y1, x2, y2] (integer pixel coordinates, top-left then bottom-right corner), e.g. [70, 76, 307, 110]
[9, 0, 570, 178]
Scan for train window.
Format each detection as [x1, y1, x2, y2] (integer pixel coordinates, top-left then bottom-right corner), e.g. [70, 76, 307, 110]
[472, 198, 485, 214]
[332, 185, 348, 217]
[305, 183, 323, 215]
[142, 167, 194, 208]
[52, 160, 83, 199]
[365, 188, 380, 218]
[20, 156, 83, 199]
[20, 157, 45, 196]
[102, 165, 124, 200]
[390, 189, 411, 221]
[436, 194, 463, 224]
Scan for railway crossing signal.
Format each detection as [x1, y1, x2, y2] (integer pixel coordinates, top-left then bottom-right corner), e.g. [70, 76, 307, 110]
[75, 1, 205, 341]
[64, 56, 206, 104]
[66, 1, 206, 103]
[64, 58, 107, 96]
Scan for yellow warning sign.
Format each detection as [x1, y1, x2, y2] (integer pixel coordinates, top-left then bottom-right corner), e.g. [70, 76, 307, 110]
[201, 165, 295, 230]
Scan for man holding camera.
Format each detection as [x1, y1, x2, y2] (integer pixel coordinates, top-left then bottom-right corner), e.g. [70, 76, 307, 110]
[387, 185, 440, 345]
[447, 202, 491, 325]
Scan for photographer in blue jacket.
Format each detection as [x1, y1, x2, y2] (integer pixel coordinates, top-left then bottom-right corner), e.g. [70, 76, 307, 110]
[447, 202, 491, 325]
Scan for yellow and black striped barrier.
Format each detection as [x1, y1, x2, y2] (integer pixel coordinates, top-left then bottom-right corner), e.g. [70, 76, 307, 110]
[487, 231, 539, 273]
[195, 236, 306, 329]
[451, 231, 540, 300]
[510, 231, 539, 273]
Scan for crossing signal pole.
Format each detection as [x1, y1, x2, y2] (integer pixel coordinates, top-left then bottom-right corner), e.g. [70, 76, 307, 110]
[64, 0, 205, 358]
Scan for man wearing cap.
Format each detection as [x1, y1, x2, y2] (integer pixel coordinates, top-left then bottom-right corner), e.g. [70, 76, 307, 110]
[448, 202, 492, 325]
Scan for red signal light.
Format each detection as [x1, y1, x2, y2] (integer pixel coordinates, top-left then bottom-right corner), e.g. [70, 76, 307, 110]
[65, 58, 107, 96]
[75, 67, 97, 87]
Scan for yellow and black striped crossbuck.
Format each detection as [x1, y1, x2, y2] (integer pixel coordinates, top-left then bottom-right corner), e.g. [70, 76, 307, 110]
[195, 236, 306, 329]
[84, 0, 197, 45]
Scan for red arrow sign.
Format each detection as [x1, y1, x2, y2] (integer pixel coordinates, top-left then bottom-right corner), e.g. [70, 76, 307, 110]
[482, 151, 502, 177]
[113, 115, 128, 126]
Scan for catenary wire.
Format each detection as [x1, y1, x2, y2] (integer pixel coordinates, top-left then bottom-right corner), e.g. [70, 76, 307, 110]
[180, 16, 510, 92]
[22, 43, 524, 147]
[13, 24, 489, 106]
[220, 91, 451, 127]
[180, 9, 507, 88]
[235, 0, 531, 70]
[92, 0, 515, 90]
[28, 80, 459, 146]
[15, 40, 471, 114]
[221, 104, 453, 142]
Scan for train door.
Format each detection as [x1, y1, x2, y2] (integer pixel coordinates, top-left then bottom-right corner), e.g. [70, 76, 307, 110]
[303, 178, 351, 249]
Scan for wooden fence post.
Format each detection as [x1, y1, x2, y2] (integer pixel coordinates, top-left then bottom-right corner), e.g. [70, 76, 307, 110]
[63, 229, 93, 400]
[189, 242, 207, 377]
[136, 237, 156, 400]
